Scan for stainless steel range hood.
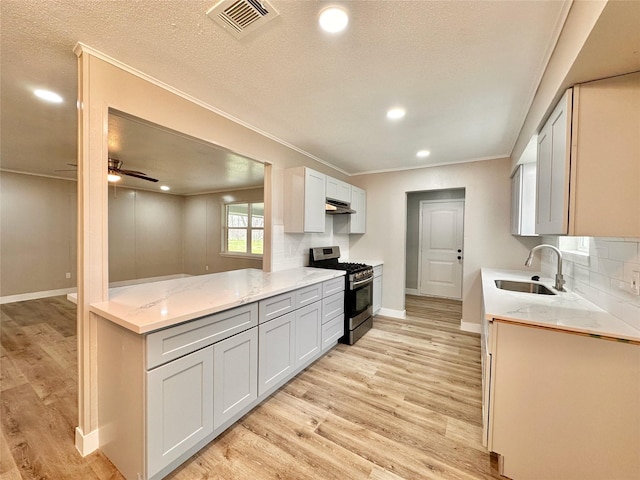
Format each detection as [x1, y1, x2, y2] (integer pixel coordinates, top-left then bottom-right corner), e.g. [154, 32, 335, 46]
[325, 198, 355, 215]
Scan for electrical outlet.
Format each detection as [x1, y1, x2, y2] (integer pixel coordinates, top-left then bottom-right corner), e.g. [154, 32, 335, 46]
[65, 272, 71, 279]
[632, 271, 640, 296]
[205, 265, 209, 271]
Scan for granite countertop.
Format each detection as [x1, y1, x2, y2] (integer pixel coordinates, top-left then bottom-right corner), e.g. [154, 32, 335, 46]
[90, 267, 345, 334]
[481, 268, 640, 343]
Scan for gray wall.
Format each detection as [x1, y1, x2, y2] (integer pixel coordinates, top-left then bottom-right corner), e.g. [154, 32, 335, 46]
[0, 172, 77, 297]
[108, 187, 185, 282]
[405, 188, 466, 290]
[0, 172, 263, 297]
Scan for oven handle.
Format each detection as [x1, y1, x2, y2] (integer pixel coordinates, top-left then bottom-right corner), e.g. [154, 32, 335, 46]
[352, 277, 373, 288]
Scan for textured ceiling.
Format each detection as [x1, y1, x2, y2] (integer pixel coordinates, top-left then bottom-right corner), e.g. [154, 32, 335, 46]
[1, 0, 636, 192]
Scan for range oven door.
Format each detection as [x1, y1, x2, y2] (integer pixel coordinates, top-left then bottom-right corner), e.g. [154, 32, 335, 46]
[346, 277, 373, 330]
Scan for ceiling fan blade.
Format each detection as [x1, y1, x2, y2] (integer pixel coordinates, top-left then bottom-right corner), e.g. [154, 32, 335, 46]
[122, 171, 159, 182]
[119, 168, 147, 175]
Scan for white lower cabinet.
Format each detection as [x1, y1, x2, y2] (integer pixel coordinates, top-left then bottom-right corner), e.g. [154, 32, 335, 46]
[97, 277, 345, 480]
[321, 291, 344, 350]
[293, 302, 322, 367]
[372, 265, 382, 315]
[484, 321, 640, 479]
[146, 346, 214, 478]
[258, 312, 295, 396]
[213, 328, 258, 429]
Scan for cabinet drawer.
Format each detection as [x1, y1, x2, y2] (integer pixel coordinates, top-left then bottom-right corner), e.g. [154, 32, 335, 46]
[147, 303, 258, 369]
[259, 291, 296, 324]
[322, 292, 344, 324]
[296, 283, 323, 308]
[321, 315, 344, 351]
[322, 277, 345, 297]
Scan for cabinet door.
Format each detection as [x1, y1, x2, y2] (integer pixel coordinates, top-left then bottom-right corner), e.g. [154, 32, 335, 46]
[213, 328, 258, 429]
[326, 177, 352, 203]
[350, 186, 366, 234]
[536, 89, 572, 234]
[294, 302, 322, 368]
[304, 169, 326, 233]
[147, 346, 214, 478]
[337, 181, 352, 203]
[258, 313, 295, 396]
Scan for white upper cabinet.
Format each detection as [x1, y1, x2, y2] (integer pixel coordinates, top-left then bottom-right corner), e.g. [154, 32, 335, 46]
[536, 89, 572, 235]
[349, 186, 366, 234]
[284, 167, 326, 233]
[511, 163, 537, 236]
[535, 72, 640, 237]
[326, 176, 352, 203]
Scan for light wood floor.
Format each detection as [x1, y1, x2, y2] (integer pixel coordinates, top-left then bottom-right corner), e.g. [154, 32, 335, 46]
[1, 294, 501, 479]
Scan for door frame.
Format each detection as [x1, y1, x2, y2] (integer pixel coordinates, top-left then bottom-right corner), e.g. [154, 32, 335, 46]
[417, 199, 465, 300]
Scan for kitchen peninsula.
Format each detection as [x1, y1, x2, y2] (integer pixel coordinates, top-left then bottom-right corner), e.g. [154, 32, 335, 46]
[92, 267, 346, 480]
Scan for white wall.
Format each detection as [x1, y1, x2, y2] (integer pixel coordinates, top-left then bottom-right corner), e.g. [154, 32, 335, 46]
[349, 157, 540, 325]
[540, 236, 640, 330]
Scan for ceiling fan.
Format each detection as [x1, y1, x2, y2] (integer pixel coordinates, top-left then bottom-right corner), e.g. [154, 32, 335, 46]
[55, 159, 159, 183]
[107, 158, 158, 183]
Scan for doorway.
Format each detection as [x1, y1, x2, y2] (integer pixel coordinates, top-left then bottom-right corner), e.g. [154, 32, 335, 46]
[405, 189, 465, 300]
[418, 200, 464, 298]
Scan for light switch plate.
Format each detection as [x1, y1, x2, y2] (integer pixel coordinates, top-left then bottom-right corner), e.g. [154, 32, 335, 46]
[631, 271, 640, 296]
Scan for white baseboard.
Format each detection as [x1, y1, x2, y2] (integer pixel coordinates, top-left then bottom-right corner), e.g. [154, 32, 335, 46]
[0, 287, 77, 305]
[75, 426, 99, 456]
[404, 288, 419, 295]
[460, 320, 482, 334]
[378, 307, 406, 319]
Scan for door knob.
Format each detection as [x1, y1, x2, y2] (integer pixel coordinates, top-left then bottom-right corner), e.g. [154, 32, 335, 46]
[457, 256, 462, 260]
[457, 249, 462, 253]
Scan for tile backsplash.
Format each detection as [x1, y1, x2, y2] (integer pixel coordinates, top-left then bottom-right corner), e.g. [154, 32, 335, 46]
[540, 236, 640, 330]
[271, 217, 350, 271]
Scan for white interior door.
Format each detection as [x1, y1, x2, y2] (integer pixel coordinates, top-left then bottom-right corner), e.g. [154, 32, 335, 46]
[418, 200, 464, 299]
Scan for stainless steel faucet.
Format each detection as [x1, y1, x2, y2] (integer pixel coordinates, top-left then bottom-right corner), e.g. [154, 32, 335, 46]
[525, 244, 565, 292]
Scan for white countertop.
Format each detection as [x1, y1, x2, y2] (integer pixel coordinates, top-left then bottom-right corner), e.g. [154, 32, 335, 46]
[481, 268, 640, 342]
[90, 267, 345, 334]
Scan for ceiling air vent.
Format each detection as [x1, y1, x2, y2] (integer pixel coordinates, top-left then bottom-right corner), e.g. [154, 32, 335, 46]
[207, 0, 279, 39]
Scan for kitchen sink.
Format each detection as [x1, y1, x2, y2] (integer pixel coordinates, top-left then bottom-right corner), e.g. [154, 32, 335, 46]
[494, 279, 556, 295]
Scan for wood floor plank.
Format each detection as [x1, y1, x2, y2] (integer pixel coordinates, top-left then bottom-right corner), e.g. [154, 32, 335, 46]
[0, 428, 22, 480]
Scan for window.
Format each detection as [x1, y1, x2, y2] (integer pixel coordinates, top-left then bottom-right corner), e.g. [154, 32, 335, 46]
[559, 236, 590, 255]
[224, 202, 264, 255]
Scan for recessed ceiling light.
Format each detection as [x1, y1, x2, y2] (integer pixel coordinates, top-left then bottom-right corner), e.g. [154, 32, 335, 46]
[416, 150, 431, 158]
[160, 185, 170, 191]
[34, 89, 63, 103]
[319, 6, 349, 33]
[386, 107, 406, 120]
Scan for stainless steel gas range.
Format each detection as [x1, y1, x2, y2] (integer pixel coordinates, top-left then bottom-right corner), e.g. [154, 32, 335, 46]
[309, 246, 373, 344]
